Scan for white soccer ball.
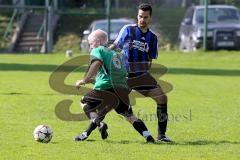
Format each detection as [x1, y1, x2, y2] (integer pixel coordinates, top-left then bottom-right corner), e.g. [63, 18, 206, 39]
[65, 49, 73, 57]
[33, 125, 53, 143]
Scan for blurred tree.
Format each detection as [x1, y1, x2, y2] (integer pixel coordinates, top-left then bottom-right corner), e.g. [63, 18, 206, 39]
[1, 0, 12, 4]
[164, 0, 182, 7]
[211, 0, 225, 4]
[139, 0, 165, 5]
[25, 0, 44, 5]
[181, 0, 187, 7]
[74, 0, 86, 8]
[210, 0, 240, 5]
[93, 0, 105, 7]
[111, 0, 165, 8]
[114, 0, 119, 8]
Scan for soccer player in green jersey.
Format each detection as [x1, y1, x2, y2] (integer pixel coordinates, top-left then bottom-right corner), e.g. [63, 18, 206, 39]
[75, 29, 154, 143]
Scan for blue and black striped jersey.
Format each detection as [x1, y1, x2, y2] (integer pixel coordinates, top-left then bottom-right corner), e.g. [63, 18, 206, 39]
[114, 24, 158, 74]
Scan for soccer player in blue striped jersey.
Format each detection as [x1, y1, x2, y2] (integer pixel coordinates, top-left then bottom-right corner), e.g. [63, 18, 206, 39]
[109, 3, 172, 142]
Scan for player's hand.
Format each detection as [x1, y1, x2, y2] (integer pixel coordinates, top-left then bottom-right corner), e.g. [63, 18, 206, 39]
[75, 79, 86, 89]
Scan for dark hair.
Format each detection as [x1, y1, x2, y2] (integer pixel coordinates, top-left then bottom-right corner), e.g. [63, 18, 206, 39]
[138, 3, 152, 16]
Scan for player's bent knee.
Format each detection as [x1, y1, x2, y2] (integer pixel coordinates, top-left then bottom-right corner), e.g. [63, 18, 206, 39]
[80, 97, 86, 109]
[155, 94, 168, 104]
[81, 98, 95, 113]
[149, 89, 168, 104]
[124, 114, 138, 124]
[80, 101, 87, 109]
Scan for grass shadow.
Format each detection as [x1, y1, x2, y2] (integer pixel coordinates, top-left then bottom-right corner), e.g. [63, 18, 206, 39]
[84, 139, 97, 142]
[71, 139, 240, 145]
[0, 63, 88, 72]
[162, 140, 240, 146]
[104, 139, 142, 144]
[167, 67, 240, 77]
[73, 139, 97, 143]
[0, 92, 60, 96]
[105, 139, 163, 145]
[1, 63, 240, 77]
[1, 92, 30, 95]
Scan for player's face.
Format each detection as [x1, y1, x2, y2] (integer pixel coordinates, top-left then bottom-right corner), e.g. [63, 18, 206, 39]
[137, 9, 151, 29]
[88, 38, 100, 50]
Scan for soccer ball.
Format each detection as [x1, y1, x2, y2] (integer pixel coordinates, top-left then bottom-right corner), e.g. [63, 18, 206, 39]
[65, 49, 73, 57]
[33, 125, 53, 143]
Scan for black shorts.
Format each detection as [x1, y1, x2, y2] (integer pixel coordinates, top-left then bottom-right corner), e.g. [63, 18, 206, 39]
[81, 88, 133, 116]
[127, 72, 158, 91]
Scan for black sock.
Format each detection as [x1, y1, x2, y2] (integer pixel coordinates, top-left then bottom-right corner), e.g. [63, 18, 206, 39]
[157, 104, 168, 136]
[85, 122, 97, 136]
[132, 119, 148, 136]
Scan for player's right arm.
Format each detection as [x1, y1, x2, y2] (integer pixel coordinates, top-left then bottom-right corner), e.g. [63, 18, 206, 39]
[108, 25, 129, 51]
[75, 47, 103, 88]
[85, 47, 104, 82]
[83, 60, 102, 83]
[75, 60, 102, 89]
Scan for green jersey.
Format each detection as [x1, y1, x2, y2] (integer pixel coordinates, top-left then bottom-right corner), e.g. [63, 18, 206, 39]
[90, 46, 128, 90]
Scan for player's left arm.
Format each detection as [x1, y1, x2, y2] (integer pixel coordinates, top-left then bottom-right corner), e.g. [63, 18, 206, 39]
[75, 60, 102, 88]
[148, 35, 158, 69]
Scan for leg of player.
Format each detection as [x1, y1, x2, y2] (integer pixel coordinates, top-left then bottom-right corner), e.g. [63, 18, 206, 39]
[90, 112, 108, 140]
[115, 92, 155, 143]
[74, 104, 97, 141]
[82, 89, 119, 140]
[75, 110, 108, 141]
[148, 87, 172, 142]
[124, 114, 155, 143]
[75, 97, 108, 141]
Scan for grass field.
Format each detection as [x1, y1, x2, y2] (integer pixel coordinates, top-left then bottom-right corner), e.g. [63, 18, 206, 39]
[0, 51, 240, 160]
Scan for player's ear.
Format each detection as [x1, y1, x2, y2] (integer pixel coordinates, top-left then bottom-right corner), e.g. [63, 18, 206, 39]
[97, 39, 101, 46]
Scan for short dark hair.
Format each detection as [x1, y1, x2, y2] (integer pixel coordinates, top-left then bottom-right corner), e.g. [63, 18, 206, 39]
[138, 3, 152, 16]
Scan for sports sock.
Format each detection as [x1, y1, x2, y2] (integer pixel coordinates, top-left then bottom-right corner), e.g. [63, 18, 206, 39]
[83, 104, 95, 119]
[132, 119, 149, 136]
[85, 122, 97, 136]
[157, 104, 168, 135]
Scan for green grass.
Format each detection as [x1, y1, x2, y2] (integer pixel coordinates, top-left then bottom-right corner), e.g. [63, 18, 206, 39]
[0, 51, 240, 160]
